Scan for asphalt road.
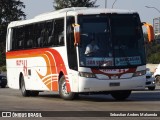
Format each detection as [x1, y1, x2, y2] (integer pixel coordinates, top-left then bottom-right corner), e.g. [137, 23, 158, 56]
[0, 87, 160, 120]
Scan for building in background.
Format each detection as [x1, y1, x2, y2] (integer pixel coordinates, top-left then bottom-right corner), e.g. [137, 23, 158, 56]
[153, 17, 160, 34]
[153, 17, 160, 41]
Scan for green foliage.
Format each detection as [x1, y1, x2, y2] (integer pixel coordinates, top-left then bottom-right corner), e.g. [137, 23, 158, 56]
[0, 66, 6, 72]
[0, 52, 5, 66]
[144, 32, 160, 64]
[53, 0, 98, 10]
[146, 42, 160, 64]
[0, 0, 26, 66]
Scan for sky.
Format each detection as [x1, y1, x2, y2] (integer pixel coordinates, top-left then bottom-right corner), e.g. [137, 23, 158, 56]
[22, 0, 160, 25]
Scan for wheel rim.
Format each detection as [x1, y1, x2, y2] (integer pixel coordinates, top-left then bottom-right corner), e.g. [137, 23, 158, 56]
[61, 80, 69, 96]
[21, 78, 26, 93]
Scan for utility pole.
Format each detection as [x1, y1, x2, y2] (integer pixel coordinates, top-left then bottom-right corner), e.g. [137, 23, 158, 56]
[145, 6, 160, 14]
[105, 0, 107, 8]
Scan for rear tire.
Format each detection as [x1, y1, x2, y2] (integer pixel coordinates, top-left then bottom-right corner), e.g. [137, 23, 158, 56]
[111, 90, 131, 101]
[59, 75, 76, 100]
[20, 75, 30, 97]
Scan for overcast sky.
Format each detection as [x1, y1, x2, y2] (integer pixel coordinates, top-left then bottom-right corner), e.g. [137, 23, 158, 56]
[22, 0, 160, 25]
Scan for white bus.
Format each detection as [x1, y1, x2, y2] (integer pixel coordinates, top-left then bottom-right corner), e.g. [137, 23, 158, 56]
[6, 7, 154, 100]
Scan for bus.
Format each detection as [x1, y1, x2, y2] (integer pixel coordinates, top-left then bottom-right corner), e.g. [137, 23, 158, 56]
[6, 7, 154, 100]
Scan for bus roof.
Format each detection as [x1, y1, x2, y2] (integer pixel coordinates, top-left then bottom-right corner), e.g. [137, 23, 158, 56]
[8, 7, 137, 28]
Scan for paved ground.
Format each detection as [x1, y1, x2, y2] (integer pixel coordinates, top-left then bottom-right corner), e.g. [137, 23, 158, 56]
[0, 87, 160, 120]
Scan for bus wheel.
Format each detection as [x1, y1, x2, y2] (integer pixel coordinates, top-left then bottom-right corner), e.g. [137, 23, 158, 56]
[20, 75, 30, 97]
[111, 90, 131, 101]
[59, 76, 75, 100]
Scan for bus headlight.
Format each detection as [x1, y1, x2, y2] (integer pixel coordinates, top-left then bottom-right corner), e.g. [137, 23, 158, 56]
[133, 70, 146, 77]
[79, 72, 96, 78]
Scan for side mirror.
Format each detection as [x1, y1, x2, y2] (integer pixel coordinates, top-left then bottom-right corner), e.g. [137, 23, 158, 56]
[142, 22, 154, 42]
[72, 24, 80, 46]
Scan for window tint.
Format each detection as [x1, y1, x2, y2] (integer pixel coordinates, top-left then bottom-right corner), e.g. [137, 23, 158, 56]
[54, 19, 64, 46]
[11, 18, 64, 51]
[12, 27, 25, 50]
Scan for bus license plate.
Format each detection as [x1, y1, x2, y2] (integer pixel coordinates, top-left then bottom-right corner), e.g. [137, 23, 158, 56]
[109, 82, 120, 87]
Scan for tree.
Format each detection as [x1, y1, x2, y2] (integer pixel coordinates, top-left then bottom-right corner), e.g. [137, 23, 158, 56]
[53, 0, 98, 10]
[146, 42, 160, 64]
[0, 0, 26, 66]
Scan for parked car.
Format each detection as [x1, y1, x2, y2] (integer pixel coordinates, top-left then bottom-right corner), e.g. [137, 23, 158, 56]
[0, 74, 7, 88]
[153, 64, 160, 86]
[146, 68, 156, 90]
[155, 33, 160, 43]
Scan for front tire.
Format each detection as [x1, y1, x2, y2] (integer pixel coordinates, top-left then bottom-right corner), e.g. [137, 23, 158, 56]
[59, 75, 76, 100]
[111, 90, 131, 101]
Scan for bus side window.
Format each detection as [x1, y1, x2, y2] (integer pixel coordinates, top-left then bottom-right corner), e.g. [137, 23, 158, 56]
[46, 20, 54, 46]
[32, 24, 39, 48]
[37, 35, 43, 47]
[12, 27, 24, 50]
[43, 23, 50, 47]
[54, 18, 64, 46]
[27, 39, 33, 48]
[37, 23, 45, 47]
[12, 28, 17, 50]
[48, 21, 55, 46]
[26, 25, 34, 49]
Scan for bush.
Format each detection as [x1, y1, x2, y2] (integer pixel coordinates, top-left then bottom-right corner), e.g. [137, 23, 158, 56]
[0, 66, 6, 72]
[146, 42, 160, 64]
[148, 53, 160, 64]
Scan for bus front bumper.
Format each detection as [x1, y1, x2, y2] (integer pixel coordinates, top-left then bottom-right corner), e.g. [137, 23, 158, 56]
[78, 76, 146, 92]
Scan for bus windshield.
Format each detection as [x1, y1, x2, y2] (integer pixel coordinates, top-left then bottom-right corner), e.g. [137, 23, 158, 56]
[78, 14, 146, 68]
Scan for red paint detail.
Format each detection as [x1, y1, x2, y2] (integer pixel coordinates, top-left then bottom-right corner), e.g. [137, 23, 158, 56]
[91, 68, 137, 79]
[6, 48, 71, 92]
[23, 60, 27, 76]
